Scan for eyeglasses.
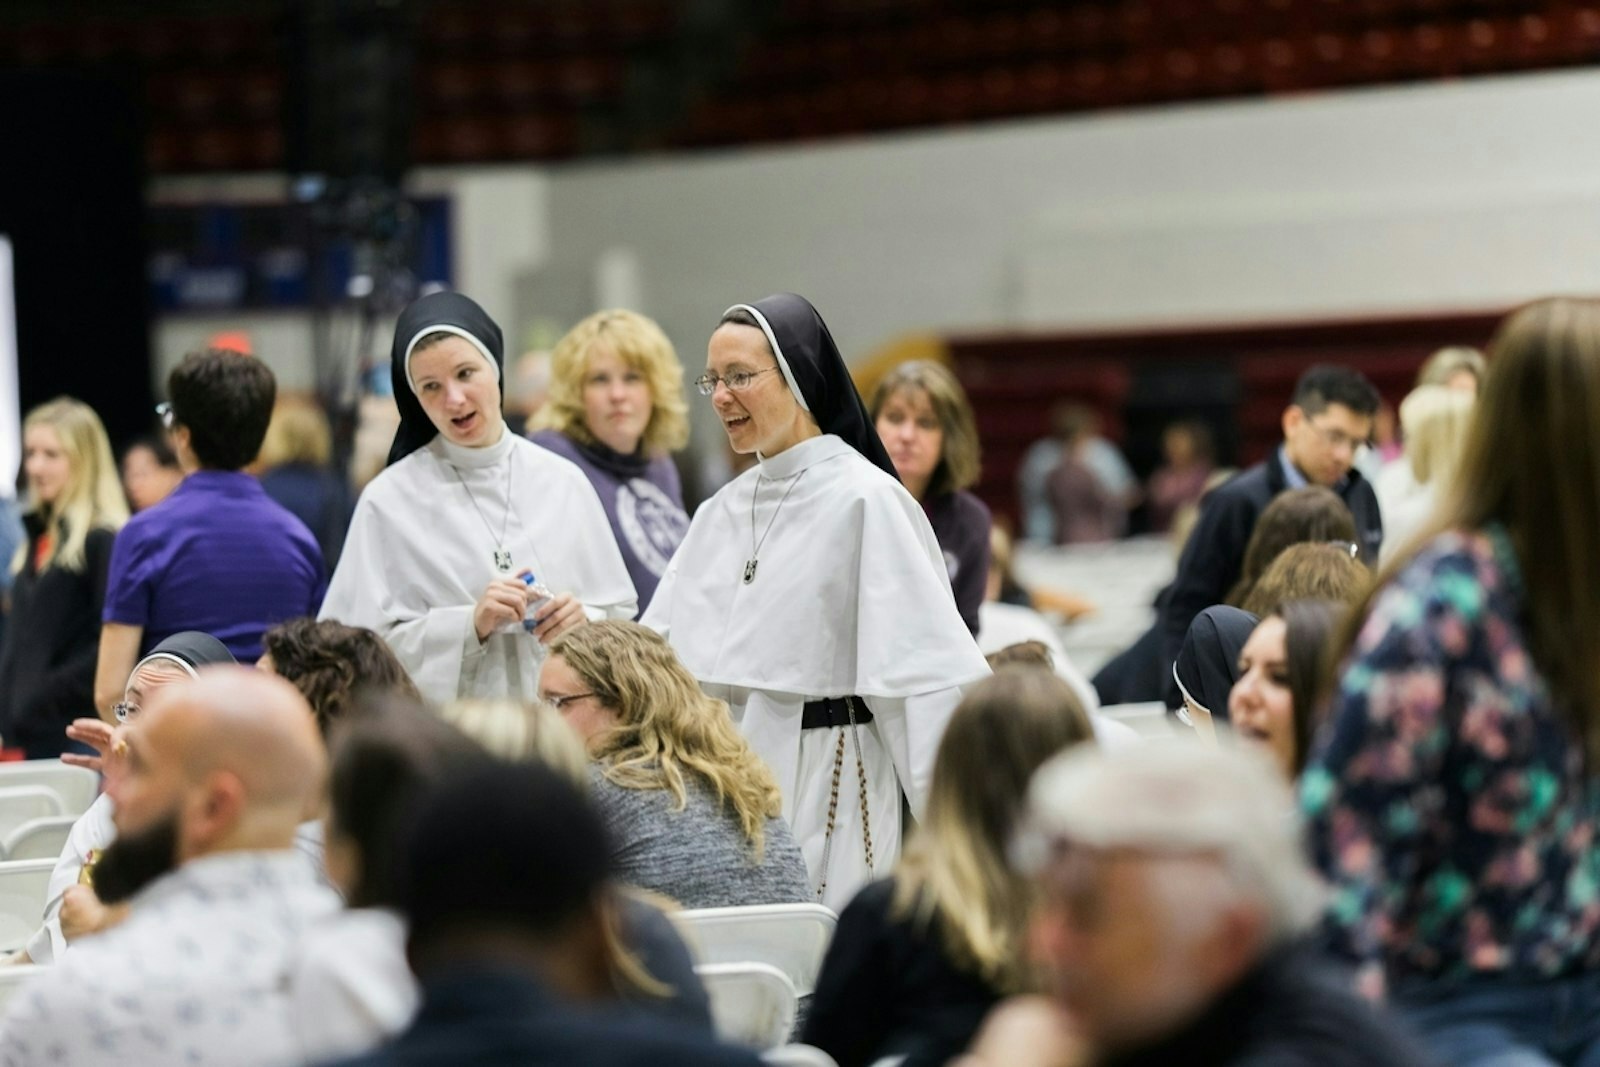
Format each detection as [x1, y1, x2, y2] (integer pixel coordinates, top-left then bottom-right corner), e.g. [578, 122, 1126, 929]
[1305, 418, 1369, 455]
[1326, 540, 1359, 559]
[112, 701, 139, 724]
[693, 367, 780, 396]
[155, 402, 174, 431]
[543, 692, 595, 712]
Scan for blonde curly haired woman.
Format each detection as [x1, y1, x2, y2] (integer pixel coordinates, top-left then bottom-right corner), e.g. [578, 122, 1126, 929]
[531, 310, 691, 615]
[540, 620, 810, 909]
[0, 397, 128, 757]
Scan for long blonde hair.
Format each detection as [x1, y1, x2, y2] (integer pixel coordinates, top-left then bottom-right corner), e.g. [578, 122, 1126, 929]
[16, 397, 128, 574]
[549, 621, 783, 856]
[1399, 384, 1475, 485]
[892, 667, 1096, 993]
[535, 310, 690, 455]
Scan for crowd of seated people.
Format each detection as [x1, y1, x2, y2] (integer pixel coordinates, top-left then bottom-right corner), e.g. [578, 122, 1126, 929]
[0, 288, 1594, 1067]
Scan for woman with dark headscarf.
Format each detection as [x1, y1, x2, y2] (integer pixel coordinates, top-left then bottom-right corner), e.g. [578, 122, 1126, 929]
[641, 294, 990, 909]
[320, 292, 636, 704]
[1172, 605, 1258, 738]
[20, 631, 236, 964]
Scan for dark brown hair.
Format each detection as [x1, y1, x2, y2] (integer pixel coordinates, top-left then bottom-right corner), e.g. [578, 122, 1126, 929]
[1276, 599, 1345, 776]
[1343, 298, 1600, 762]
[328, 693, 488, 909]
[1226, 487, 1357, 608]
[166, 348, 276, 470]
[262, 618, 419, 738]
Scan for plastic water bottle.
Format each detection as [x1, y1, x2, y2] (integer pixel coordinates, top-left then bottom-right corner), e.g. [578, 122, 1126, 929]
[520, 572, 555, 633]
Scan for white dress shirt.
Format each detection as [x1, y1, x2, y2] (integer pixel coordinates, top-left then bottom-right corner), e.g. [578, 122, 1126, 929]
[0, 850, 340, 1067]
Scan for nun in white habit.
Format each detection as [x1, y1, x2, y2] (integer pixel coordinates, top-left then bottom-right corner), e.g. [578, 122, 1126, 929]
[642, 293, 990, 909]
[322, 292, 635, 704]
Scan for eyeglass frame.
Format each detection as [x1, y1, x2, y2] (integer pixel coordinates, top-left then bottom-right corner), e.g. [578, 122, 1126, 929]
[693, 366, 781, 397]
[1301, 415, 1371, 455]
[155, 402, 175, 431]
[1325, 540, 1360, 559]
[112, 700, 139, 724]
[543, 691, 596, 712]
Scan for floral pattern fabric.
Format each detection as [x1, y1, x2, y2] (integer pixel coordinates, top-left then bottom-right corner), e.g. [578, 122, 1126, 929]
[1302, 526, 1600, 997]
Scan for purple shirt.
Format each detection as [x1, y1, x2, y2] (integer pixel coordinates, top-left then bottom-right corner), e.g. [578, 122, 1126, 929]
[103, 470, 326, 662]
[530, 430, 688, 616]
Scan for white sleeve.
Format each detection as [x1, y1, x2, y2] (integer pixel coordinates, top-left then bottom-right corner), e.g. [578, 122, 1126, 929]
[23, 799, 114, 964]
[864, 686, 968, 821]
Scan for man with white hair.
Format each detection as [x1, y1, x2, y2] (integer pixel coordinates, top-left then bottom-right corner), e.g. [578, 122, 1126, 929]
[960, 743, 1431, 1066]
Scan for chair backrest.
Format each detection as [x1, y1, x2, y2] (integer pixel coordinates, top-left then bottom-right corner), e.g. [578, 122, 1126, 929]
[763, 1044, 840, 1067]
[671, 903, 837, 997]
[2, 815, 77, 862]
[0, 964, 44, 1012]
[0, 787, 63, 841]
[0, 762, 99, 817]
[696, 961, 797, 1050]
[761, 1049, 838, 1062]
[0, 859, 56, 955]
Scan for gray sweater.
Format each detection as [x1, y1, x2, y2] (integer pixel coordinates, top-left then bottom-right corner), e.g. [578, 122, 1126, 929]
[589, 763, 812, 909]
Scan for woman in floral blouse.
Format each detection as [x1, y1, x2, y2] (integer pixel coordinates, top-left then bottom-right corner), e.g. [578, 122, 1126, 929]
[1302, 297, 1600, 1067]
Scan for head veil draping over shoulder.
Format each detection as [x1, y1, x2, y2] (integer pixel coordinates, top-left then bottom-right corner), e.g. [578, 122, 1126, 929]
[727, 293, 899, 480]
[137, 631, 237, 677]
[1173, 605, 1259, 722]
[387, 291, 506, 466]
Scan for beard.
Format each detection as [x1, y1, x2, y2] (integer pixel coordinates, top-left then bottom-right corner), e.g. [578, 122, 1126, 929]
[93, 811, 180, 905]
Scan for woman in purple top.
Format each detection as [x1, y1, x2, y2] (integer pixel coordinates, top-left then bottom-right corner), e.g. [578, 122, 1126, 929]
[530, 310, 690, 615]
[870, 361, 990, 635]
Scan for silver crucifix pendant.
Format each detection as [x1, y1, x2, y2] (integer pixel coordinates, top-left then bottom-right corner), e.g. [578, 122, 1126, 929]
[494, 549, 512, 572]
[743, 559, 758, 584]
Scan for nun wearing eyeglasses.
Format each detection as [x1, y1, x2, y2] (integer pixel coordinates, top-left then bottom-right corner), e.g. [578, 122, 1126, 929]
[641, 294, 990, 910]
[320, 292, 635, 705]
[16, 632, 236, 965]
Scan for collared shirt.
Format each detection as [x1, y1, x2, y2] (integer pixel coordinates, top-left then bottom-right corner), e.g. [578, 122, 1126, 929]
[1277, 444, 1351, 493]
[0, 850, 341, 1067]
[103, 470, 326, 662]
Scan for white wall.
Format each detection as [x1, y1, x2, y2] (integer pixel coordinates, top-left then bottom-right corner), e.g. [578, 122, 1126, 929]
[529, 67, 1600, 362]
[153, 66, 1600, 390]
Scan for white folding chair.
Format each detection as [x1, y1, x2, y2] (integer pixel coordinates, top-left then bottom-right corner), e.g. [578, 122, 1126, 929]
[671, 903, 838, 997]
[0, 860, 55, 955]
[698, 961, 798, 1050]
[0, 964, 44, 1012]
[0, 788, 63, 841]
[1097, 702, 1175, 739]
[763, 1044, 839, 1066]
[0, 763, 99, 817]
[1, 815, 77, 861]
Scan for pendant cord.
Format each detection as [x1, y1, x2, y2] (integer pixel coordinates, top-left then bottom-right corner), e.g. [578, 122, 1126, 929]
[451, 448, 516, 560]
[748, 469, 808, 568]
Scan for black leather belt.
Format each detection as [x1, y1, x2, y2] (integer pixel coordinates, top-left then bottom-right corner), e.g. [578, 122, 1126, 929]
[801, 696, 873, 730]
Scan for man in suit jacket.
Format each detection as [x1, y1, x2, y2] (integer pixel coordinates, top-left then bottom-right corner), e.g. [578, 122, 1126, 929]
[1157, 364, 1382, 705]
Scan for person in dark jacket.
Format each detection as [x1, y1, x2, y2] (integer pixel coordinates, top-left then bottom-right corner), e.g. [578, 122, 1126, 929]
[324, 759, 762, 1067]
[1155, 364, 1380, 705]
[0, 398, 129, 757]
[960, 743, 1432, 1067]
[870, 360, 991, 635]
[257, 397, 354, 571]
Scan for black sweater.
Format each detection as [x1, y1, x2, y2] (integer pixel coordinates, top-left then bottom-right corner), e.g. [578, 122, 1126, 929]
[801, 877, 1002, 1067]
[0, 516, 114, 757]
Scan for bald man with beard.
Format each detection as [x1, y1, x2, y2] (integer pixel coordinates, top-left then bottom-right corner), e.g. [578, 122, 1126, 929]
[0, 667, 341, 1067]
